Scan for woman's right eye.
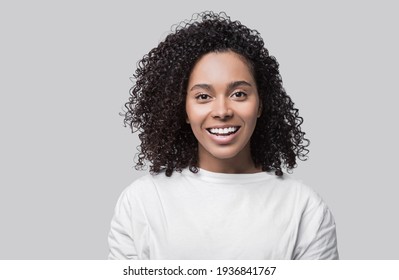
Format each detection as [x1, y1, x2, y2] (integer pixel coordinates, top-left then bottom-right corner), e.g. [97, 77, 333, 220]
[195, 94, 210, 100]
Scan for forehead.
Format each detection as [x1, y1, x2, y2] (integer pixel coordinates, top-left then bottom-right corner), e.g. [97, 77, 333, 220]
[188, 51, 255, 85]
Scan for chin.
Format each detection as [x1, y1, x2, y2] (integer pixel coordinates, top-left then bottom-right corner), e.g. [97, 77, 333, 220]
[208, 148, 243, 160]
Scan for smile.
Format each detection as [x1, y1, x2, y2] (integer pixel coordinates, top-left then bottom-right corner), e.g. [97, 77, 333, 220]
[206, 126, 240, 136]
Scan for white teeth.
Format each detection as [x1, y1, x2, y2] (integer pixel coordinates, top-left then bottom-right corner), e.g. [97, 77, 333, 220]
[209, 127, 238, 135]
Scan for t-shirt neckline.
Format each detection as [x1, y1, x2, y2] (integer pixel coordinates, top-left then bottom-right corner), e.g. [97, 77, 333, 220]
[182, 167, 273, 184]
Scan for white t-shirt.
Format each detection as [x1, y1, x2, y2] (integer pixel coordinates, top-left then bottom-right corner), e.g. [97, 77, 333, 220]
[108, 168, 339, 259]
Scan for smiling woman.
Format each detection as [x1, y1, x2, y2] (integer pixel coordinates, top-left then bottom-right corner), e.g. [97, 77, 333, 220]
[108, 11, 339, 260]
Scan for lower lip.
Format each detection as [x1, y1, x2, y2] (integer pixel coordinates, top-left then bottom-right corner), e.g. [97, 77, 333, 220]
[206, 129, 240, 145]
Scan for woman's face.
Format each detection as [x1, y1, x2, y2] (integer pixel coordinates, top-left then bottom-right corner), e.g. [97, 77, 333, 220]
[185, 51, 261, 172]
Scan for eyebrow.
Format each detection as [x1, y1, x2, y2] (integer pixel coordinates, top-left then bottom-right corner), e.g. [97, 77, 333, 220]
[189, 80, 253, 92]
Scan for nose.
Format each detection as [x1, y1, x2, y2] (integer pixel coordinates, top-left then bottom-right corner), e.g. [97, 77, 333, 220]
[211, 98, 233, 120]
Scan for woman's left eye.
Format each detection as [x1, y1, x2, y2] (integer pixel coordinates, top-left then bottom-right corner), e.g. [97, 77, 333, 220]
[231, 91, 247, 99]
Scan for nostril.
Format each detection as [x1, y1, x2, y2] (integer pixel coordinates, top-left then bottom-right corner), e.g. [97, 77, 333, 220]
[211, 109, 233, 119]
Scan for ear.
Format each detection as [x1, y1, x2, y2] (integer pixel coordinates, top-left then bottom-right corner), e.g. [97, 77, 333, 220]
[257, 102, 262, 118]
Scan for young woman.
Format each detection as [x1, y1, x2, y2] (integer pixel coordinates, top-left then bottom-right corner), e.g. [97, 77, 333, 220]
[108, 11, 339, 260]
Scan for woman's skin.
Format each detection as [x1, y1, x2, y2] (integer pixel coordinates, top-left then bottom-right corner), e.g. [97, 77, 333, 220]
[185, 51, 262, 174]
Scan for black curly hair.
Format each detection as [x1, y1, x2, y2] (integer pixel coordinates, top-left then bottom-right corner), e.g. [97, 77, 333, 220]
[123, 11, 309, 177]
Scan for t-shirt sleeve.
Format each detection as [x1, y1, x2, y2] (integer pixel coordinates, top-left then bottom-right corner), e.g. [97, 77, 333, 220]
[293, 187, 339, 260]
[108, 188, 138, 260]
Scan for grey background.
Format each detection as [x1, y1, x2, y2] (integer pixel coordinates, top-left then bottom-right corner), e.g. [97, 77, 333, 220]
[1, 0, 398, 259]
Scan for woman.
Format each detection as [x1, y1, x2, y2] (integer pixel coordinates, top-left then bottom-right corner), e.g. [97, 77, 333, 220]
[108, 11, 339, 259]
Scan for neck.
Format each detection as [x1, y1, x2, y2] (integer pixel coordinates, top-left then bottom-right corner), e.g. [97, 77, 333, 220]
[199, 161, 262, 174]
[197, 144, 261, 174]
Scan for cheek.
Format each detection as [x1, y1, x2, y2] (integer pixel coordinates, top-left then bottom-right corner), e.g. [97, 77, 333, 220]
[241, 103, 260, 125]
[186, 103, 209, 126]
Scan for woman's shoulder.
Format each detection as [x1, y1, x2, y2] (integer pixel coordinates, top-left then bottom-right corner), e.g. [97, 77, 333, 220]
[122, 172, 159, 194]
[121, 170, 182, 195]
[273, 174, 328, 211]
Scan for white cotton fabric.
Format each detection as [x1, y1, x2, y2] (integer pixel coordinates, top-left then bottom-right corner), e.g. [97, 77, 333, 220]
[108, 168, 339, 260]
